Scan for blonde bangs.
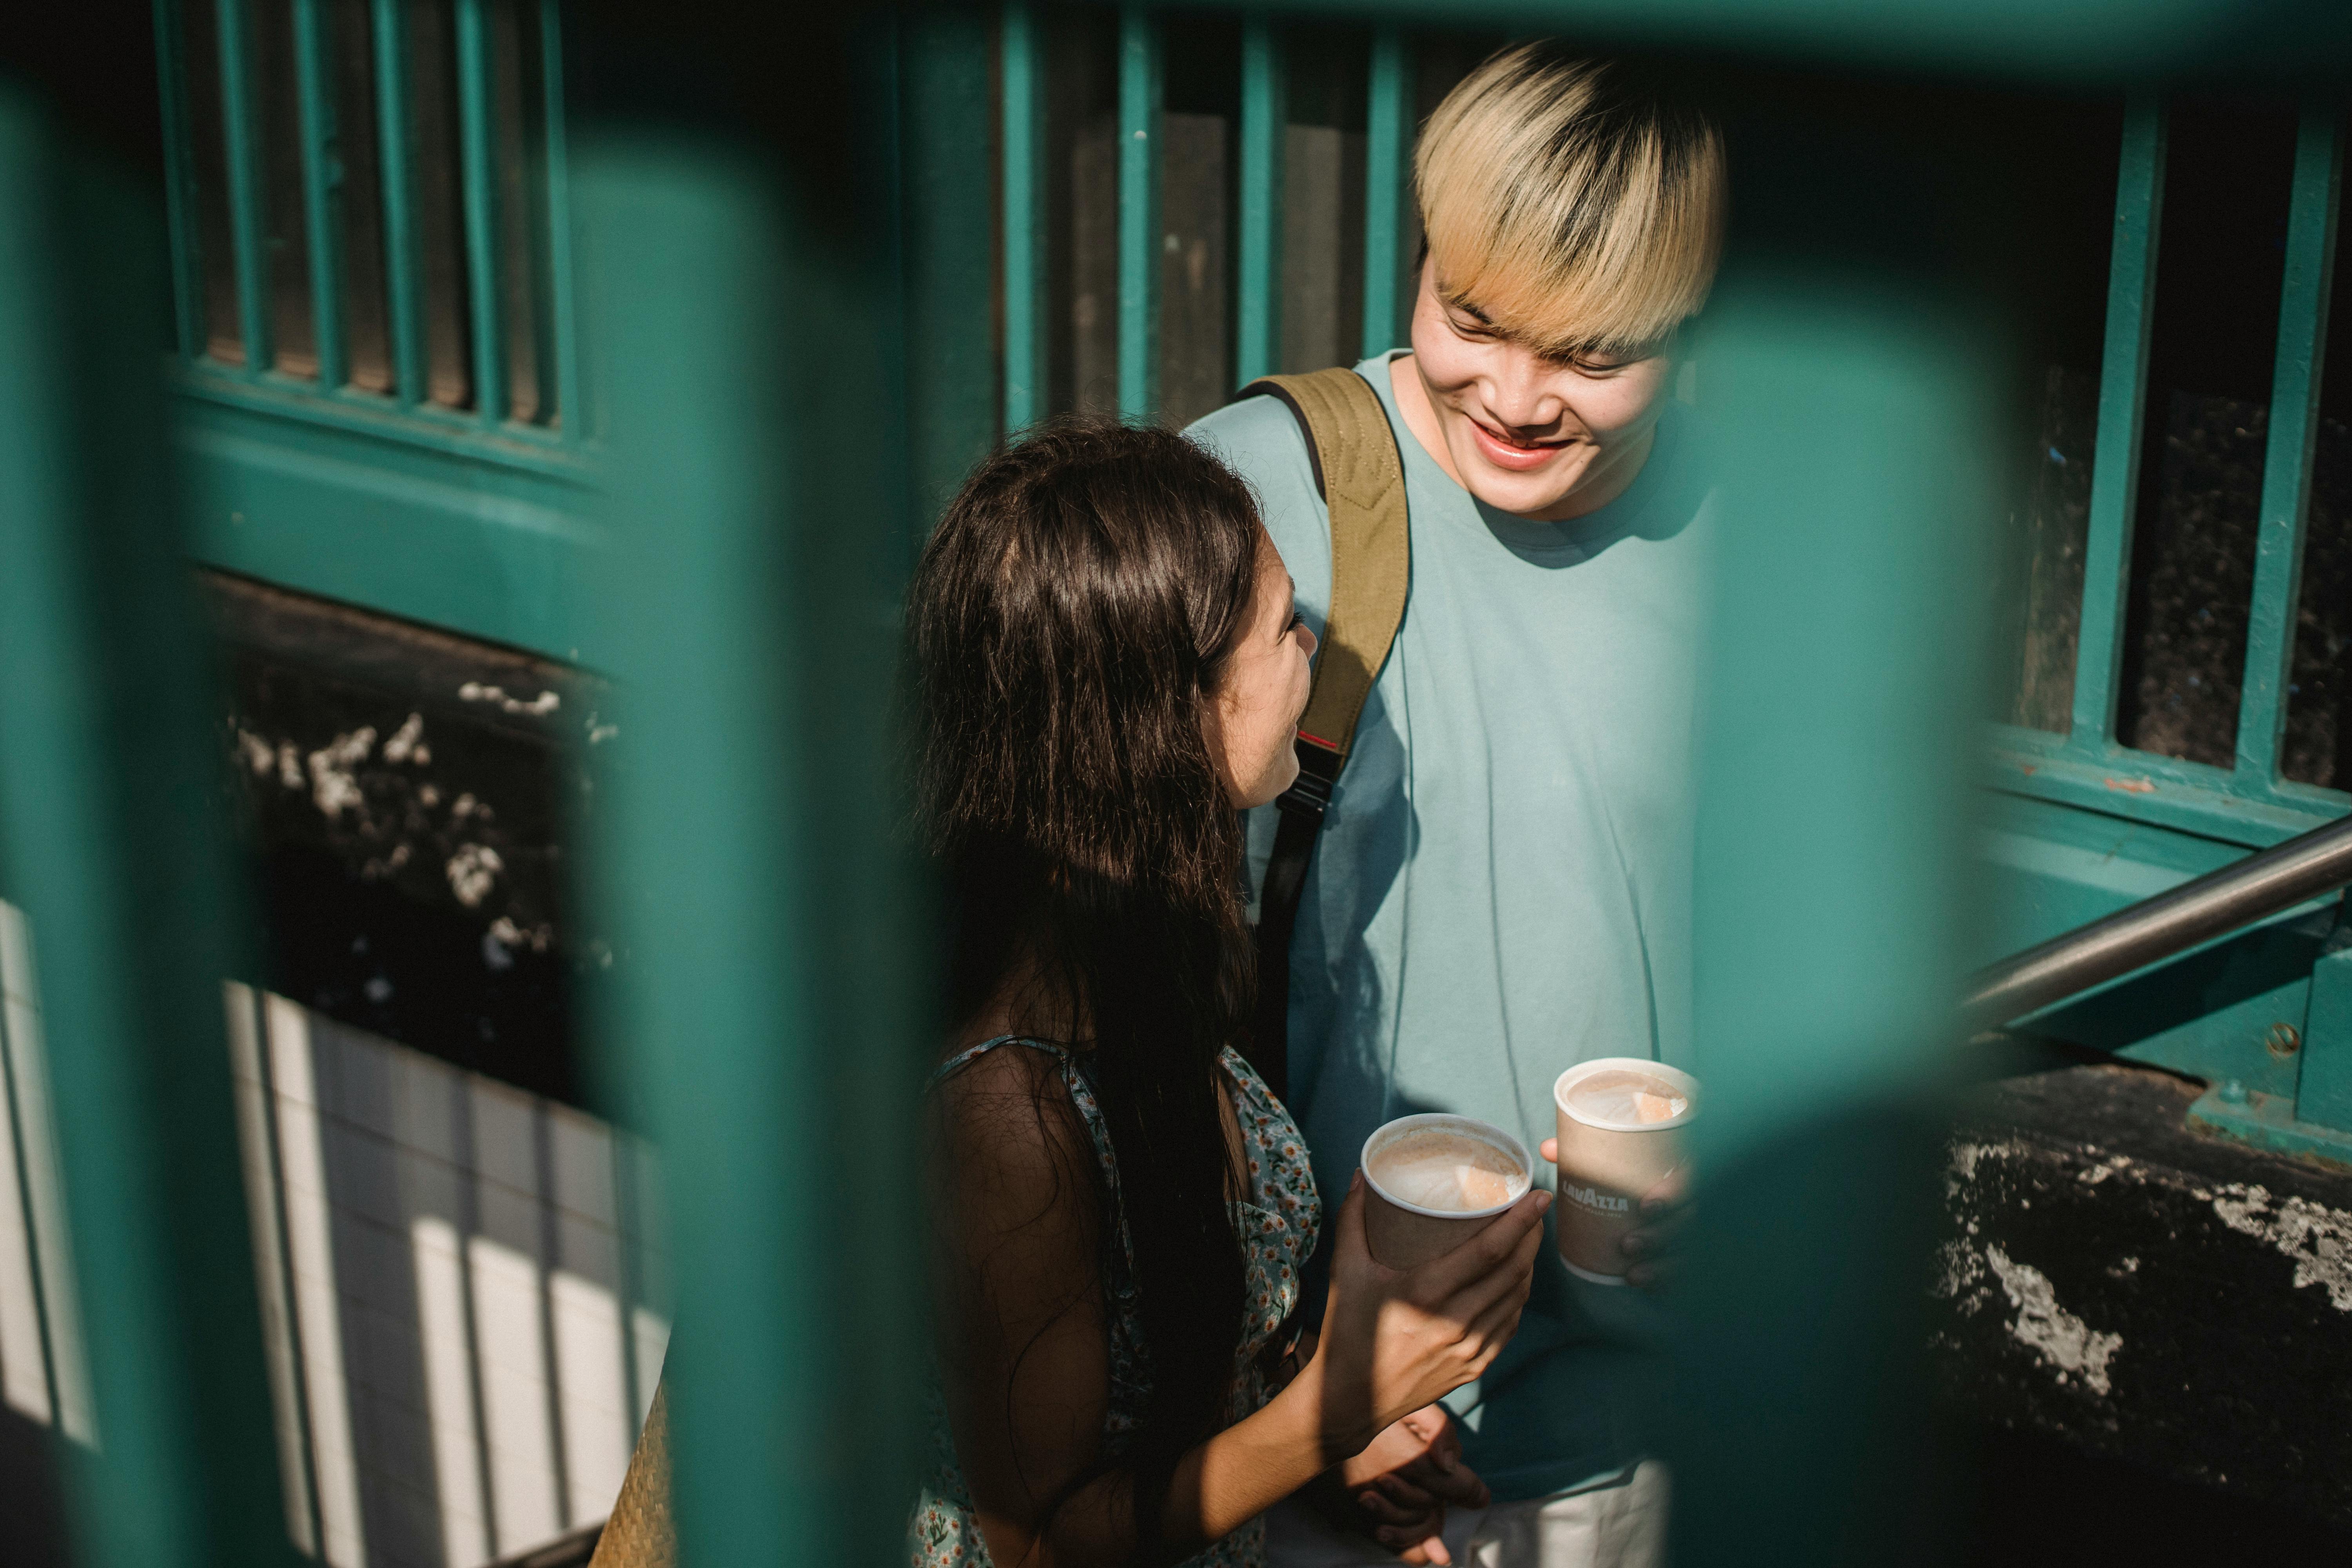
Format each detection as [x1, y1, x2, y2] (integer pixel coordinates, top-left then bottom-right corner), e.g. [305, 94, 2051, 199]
[1415, 46, 1725, 360]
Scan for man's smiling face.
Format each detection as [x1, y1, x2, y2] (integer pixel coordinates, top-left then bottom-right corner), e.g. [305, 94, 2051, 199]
[1401, 254, 1677, 524]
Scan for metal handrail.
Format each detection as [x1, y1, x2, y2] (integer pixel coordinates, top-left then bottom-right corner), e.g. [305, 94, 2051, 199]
[1962, 811, 2352, 1031]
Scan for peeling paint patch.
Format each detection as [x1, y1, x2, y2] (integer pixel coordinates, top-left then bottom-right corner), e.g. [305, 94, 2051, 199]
[1985, 1246, 2122, 1394]
[2210, 1183, 2352, 1310]
[2078, 1155, 2134, 1185]
[459, 681, 561, 717]
[446, 844, 504, 908]
[1947, 1138, 2037, 1201]
[1933, 1238, 1987, 1302]
[307, 728, 377, 819]
[382, 712, 430, 766]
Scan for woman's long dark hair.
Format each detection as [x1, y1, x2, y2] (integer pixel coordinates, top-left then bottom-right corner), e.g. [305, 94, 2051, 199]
[909, 416, 1265, 1544]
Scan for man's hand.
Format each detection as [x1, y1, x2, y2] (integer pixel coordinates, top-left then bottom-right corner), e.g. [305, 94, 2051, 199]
[1328, 1406, 1489, 1564]
[1539, 1141, 1690, 1289]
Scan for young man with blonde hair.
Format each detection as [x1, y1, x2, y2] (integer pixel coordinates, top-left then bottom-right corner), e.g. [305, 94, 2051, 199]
[1189, 44, 1726, 1568]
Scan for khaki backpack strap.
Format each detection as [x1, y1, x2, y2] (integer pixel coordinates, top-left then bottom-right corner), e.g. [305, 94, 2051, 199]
[1234, 367, 1410, 1100]
[588, 1377, 675, 1568]
[1240, 369, 1412, 766]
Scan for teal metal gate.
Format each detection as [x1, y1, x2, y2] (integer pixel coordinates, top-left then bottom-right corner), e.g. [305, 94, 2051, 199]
[2, 2, 2347, 1566]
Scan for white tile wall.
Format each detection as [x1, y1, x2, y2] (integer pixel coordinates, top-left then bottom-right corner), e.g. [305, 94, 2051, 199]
[0, 900, 670, 1568]
[243, 995, 674, 1568]
[0, 900, 95, 1446]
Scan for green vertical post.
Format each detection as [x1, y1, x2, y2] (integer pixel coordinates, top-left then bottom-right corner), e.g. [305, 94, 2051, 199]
[152, 0, 205, 359]
[575, 125, 927, 1568]
[1236, 17, 1284, 385]
[1673, 278, 1992, 1566]
[541, 0, 582, 438]
[902, 5, 1002, 523]
[2296, 910, 2352, 1132]
[0, 94, 295, 1568]
[372, 0, 426, 406]
[2233, 107, 2343, 788]
[454, 0, 508, 424]
[1360, 26, 1411, 360]
[215, 0, 273, 374]
[2067, 97, 2166, 751]
[1000, 0, 1046, 433]
[291, 0, 348, 390]
[1117, 3, 1161, 420]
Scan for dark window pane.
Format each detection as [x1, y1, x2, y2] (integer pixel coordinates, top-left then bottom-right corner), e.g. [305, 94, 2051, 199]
[494, 0, 556, 425]
[1158, 18, 1237, 428]
[1045, 4, 1118, 416]
[257, 0, 316, 377]
[1279, 25, 1365, 376]
[334, 0, 395, 396]
[2114, 99, 2299, 767]
[409, 0, 475, 411]
[1396, 33, 1501, 325]
[185, 0, 244, 363]
[2282, 232, 2352, 789]
[1989, 103, 2122, 732]
[1998, 367, 2102, 731]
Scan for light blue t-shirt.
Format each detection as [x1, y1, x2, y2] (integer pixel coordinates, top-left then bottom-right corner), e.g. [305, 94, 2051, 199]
[1187, 353, 1713, 1502]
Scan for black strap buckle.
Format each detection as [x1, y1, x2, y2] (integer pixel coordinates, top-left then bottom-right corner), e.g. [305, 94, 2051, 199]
[1276, 737, 1343, 818]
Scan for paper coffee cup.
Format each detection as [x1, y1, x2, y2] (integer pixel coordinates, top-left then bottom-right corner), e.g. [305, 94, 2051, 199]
[1552, 1058, 1698, 1285]
[1359, 1113, 1533, 1270]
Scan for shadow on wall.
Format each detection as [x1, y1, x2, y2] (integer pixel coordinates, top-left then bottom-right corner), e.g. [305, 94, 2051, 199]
[0, 897, 669, 1568]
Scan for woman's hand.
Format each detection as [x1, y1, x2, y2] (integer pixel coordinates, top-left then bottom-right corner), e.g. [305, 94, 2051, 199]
[1305, 1171, 1549, 1464]
[1339, 1405, 1489, 1564]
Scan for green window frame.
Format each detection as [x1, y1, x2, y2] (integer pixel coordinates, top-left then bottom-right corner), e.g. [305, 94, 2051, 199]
[1987, 100, 2349, 854]
[152, 0, 598, 661]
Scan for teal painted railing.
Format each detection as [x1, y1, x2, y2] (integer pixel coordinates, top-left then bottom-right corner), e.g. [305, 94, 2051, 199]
[4, 7, 2345, 1568]
[995, 17, 2347, 853]
[145, 9, 2346, 866]
[152, 0, 597, 662]
[157, 0, 580, 441]
[1988, 98, 2347, 851]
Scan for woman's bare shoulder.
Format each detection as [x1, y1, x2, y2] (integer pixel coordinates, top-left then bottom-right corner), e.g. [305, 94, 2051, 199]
[929, 1041, 1100, 1235]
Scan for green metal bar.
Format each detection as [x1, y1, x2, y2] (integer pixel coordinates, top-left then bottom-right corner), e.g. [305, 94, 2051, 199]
[1001, 0, 1045, 432]
[1676, 272, 1992, 1566]
[1117, 4, 1161, 419]
[215, 0, 273, 373]
[454, 0, 508, 424]
[0, 93, 295, 1568]
[2066, 97, 2165, 751]
[1236, 17, 1284, 385]
[371, 0, 427, 406]
[291, 0, 347, 388]
[152, 0, 205, 359]
[1361, 25, 1411, 359]
[901, 5, 1002, 523]
[541, 0, 581, 439]
[577, 127, 926, 1568]
[2233, 107, 2344, 788]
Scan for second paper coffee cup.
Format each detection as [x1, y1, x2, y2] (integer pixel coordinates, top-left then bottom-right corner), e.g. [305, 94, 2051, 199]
[1552, 1057, 1699, 1285]
[1359, 1113, 1533, 1269]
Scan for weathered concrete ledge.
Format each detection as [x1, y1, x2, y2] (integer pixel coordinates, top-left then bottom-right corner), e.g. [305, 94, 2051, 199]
[1934, 1061, 2352, 1528]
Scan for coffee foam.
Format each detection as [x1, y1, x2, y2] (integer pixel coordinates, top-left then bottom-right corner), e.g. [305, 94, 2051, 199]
[1369, 1129, 1528, 1213]
[1564, 1069, 1688, 1129]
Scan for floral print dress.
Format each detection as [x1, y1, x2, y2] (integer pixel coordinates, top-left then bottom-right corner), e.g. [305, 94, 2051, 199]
[909, 1038, 1322, 1568]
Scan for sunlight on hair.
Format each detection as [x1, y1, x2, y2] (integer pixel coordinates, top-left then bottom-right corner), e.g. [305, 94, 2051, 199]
[1416, 45, 1726, 360]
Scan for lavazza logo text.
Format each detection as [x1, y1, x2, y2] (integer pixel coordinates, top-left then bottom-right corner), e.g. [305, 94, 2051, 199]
[1560, 1181, 1629, 1214]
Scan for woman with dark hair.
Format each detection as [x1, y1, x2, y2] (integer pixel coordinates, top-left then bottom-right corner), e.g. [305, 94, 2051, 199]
[907, 417, 1549, 1568]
